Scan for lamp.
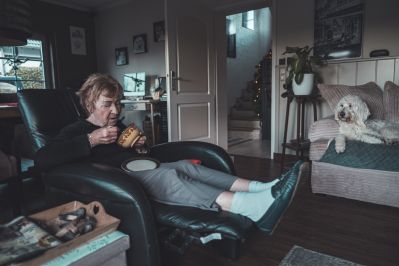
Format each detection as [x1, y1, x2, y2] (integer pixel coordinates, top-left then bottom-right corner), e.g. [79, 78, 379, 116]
[0, 0, 32, 46]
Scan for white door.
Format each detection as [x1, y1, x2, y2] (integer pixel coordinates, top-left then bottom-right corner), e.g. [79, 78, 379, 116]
[165, 0, 216, 143]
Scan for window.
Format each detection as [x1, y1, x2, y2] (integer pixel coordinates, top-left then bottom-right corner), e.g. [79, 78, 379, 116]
[242, 10, 255, 30]
[0, 39, 47, 93]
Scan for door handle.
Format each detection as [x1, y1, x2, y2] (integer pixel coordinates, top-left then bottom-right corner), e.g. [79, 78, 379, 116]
[169, 70, 182, 91]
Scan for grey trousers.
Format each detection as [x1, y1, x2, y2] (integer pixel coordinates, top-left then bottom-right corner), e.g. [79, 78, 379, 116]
[129, 160, 238, 211]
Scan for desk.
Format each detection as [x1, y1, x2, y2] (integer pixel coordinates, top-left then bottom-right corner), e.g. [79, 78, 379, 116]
[121, 99, 160, 145]
[280, 93, 319, 172]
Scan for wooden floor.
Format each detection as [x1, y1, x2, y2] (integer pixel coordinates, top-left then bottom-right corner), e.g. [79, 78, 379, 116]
[178, 156, 399, 266]
[1, 156, 398, 265]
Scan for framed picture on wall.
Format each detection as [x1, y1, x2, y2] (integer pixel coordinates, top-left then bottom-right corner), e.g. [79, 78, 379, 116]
[314, 0, 364, 59]
[133, 34, 147, 54]
[227, 34, 236, 58]
[153, 21, 165, 42]
[70, 26, 87, 55]
[115, 47, 128, 66]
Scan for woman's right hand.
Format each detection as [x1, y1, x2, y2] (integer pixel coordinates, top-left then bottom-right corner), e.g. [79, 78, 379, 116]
[88, 126, 119, 147]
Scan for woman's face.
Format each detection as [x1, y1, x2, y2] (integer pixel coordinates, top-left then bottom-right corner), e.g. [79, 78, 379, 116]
[90, 93, 121, 127]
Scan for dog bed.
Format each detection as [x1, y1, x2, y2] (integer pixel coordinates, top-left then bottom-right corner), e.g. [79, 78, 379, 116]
[320, 140, 399, 172]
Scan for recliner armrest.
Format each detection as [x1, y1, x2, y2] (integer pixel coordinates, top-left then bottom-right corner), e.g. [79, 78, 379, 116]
[150, 141, 235, 175]
[42, 162, 161, 266]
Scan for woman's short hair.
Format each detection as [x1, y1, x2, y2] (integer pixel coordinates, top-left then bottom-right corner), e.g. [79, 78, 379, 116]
[77, 73, 123, 115]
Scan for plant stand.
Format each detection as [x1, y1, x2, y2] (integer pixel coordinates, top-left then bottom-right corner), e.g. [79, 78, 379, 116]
[280, 92, 319, 173]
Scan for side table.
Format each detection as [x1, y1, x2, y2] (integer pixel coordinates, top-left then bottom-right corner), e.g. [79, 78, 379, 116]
[280, 93, 319, 172]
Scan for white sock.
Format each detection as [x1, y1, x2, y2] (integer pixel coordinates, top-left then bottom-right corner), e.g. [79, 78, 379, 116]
[248, 179, 279, 192]
[230, 189, 275, 222]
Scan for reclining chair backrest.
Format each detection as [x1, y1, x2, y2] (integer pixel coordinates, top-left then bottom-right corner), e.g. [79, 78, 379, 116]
[17, 89, 83, 153]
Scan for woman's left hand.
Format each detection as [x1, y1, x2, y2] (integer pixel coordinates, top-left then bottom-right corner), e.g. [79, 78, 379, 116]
[133, 135, 147, 147]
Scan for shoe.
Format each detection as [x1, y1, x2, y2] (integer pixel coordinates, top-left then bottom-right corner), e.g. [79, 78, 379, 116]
[273, 160, 303, 198]
[255, 161, 303, 234]
[277, 160, 303, 181]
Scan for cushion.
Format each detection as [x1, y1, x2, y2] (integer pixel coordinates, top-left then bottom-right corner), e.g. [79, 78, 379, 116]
[383, 81, 399, 123]
[318, 82, 384, 119]
[309, 139, 330, 161]
[308, 116, 339, 142]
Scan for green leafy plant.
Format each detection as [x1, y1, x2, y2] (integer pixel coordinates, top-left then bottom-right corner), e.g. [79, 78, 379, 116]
[283, 46, 324, 87]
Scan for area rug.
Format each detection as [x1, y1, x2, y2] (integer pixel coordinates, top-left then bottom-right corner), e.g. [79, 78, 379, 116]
[279, 245, 363, 266]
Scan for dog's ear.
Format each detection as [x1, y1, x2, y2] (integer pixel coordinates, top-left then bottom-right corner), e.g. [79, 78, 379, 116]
[355, 96, 370, 123]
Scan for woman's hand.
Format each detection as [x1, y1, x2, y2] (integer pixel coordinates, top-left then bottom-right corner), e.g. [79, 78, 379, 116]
[133, 135, 147, 147]
[88, 126, 119, 147]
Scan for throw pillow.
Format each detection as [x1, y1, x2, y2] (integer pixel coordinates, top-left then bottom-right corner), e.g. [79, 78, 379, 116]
[318, 82, 384, 120]
[383, 81, 399, 123]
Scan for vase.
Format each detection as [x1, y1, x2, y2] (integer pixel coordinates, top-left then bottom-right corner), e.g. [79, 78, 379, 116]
[292, 73, 314, 95]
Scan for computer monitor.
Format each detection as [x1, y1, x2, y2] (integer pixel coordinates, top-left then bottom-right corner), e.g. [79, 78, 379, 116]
[123, 72, 146, 98]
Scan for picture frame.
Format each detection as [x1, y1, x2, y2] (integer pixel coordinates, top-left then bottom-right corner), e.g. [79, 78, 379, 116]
[314, 0, 364, 59]
[115, 47, 128, 66]
[69, 26, 87, 55]
[132, 34, 147, 54]
[153, 21, 165, 42]
[227, 34, 236, 58]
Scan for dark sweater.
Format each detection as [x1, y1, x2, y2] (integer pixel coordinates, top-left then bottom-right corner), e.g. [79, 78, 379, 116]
[35, 119, 141, 171]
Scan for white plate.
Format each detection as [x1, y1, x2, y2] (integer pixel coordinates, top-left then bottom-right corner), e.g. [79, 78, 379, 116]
[121, 157, 160, 172]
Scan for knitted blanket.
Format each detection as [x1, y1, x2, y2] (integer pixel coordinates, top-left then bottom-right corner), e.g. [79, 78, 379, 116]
[320, 140, 399, 172]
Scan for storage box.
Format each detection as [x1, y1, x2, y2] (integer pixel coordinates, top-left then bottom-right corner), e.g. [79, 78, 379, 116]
[20, 201, 120, 266]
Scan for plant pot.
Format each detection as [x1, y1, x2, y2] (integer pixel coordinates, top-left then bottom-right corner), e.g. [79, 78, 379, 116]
[292, 73, 314, 95]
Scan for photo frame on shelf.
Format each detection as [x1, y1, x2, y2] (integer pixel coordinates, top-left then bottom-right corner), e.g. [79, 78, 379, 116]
[132, 34, 147, 54]
[153, 21, 165, 42]
[69, 26, 87, 55]
[115, 47, 128, 66]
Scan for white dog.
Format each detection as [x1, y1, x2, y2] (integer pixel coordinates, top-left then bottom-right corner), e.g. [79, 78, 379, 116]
[334, 95, 399, 153]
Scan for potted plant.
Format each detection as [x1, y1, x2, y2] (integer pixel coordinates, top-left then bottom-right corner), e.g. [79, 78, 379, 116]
[283, 46, 324, 95]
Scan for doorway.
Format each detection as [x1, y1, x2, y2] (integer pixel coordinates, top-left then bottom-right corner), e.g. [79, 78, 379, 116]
[225, 7, 272, 158]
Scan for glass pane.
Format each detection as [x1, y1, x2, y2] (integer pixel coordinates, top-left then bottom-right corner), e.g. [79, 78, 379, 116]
[248, 10, 254, 20]
[21, 80, 45, 89]
[0, 38, 46, 91]
[248, 20, 255, 30]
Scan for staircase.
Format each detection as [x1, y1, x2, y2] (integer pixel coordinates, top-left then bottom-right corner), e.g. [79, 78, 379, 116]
[228, 83, 261, 145]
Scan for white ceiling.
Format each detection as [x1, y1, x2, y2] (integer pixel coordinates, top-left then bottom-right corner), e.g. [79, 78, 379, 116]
[40, 0, 262, 12]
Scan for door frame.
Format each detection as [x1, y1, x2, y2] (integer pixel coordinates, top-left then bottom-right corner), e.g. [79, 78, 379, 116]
[213, 0, 275, 156]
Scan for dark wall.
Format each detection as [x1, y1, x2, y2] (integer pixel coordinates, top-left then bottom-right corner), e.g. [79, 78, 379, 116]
[32, 1, 97, 90]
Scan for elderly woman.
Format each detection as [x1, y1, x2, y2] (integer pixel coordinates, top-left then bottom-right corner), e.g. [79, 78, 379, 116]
[35, 73, 303, 234]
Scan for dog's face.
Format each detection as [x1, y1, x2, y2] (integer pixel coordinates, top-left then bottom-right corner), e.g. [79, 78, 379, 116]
[334, 95, 370, 124]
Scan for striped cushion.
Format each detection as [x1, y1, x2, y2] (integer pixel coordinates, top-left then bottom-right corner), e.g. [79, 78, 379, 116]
[383, 81, 399, 123]
[318, 82, 384, 119]
[308, 117, 339, 142]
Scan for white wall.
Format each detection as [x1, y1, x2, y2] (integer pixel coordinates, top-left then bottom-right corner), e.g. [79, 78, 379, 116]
[273, 0, 399, 154]
[95, 0, 165, 127]
[227, 8, 272, 110]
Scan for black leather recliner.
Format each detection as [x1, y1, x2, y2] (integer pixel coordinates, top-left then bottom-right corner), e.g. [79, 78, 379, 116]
[17, 89, 253, 266]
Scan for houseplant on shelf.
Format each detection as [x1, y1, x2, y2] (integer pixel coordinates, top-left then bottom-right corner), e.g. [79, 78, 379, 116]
[283, 46, 324, 95]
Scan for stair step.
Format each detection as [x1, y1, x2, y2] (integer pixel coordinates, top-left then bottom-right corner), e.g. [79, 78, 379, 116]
[241, 91, 253, 101]
[229, 119, 261, 128]
[228, 127, 261, 139]
[230, 108, 258, 119]
[234, 100, 254, 111]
